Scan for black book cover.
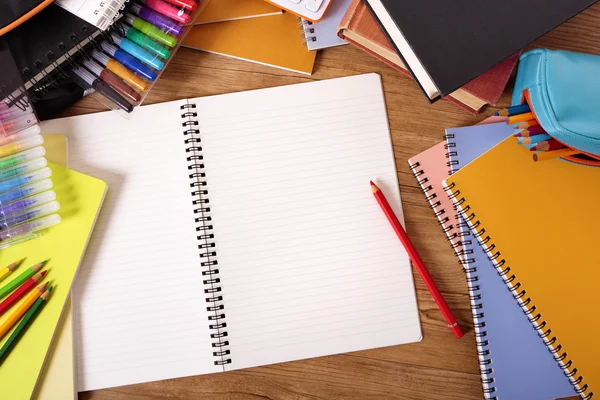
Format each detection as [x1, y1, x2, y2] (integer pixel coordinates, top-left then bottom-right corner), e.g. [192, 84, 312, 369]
[368, 0, 597, 101]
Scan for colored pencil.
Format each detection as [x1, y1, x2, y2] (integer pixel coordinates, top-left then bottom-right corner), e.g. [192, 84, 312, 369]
[530, 139, 567, 152]
[494, 104, 530, 117]
[515, 120, 540, 129]
[517, 133, 553, 145]
[533, 148, 579, 162]
[508, 112, 535, 124]
[370, 181, 463, 338]
[0, 260, 48, 299]
[0, 270, 47, 316]
[0, 282, 47, 340]
[0, 286, 52, 364]
[515, 125, 546, 138]
[0, 259, 25, 283]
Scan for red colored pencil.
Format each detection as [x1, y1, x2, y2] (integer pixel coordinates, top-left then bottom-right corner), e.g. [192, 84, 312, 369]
[370, 181, 464, 338]
[515, 125, 546, 138]
[530, 139, 567, 152]
[0, 270, 47, 317]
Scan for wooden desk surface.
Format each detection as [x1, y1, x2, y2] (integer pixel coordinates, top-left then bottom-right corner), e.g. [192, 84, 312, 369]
[72, 5, 600, 399]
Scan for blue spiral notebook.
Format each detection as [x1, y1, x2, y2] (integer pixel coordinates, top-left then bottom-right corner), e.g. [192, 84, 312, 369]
[445, 123, 576, 399]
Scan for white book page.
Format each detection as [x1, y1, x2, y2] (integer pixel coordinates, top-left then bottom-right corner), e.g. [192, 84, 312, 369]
[192, 73, 422, 370]
[40, 101, 221, 391]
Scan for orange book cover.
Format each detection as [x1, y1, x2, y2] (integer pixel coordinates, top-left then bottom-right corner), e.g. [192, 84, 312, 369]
[195, 0, 282, 24]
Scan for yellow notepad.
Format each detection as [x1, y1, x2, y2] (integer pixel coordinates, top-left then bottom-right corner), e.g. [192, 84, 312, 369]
[196, 0, 282, 24]
[183, 12, 316, 75]
[444, 137, 599, 399]
[0, 161, 106, 400]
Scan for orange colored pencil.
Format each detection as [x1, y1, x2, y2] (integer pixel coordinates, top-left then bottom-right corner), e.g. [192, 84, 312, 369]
[370, 181, 463, 338]
[516, 120, 540, 129]
[0, 270, 47, 316]
[508, 112, 535, 124]
[530, 139, 567, 152]
[0, 282, 47, 340]
[533, 148, 579, 162]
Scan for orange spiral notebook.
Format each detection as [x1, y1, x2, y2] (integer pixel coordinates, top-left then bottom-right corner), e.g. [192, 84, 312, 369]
[443, 137, 599, 399]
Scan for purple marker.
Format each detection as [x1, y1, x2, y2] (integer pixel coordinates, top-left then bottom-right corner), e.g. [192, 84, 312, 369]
[0, 201, 60, 230]
[0, 214, 61, 244]
[0, 191, 56, 216]
[129, 3, 183, 36]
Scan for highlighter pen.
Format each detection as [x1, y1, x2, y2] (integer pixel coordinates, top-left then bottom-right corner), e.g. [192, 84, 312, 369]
[125, 12, 178, 45]
[110, 33, 165, 70]
[0, 201, 60, 231]
[129, 4, 183, 36]
[119, 21, 172, 58]
[91, 50, 150, 92]
[0, 147, 46, 171]
[72, 67, 134, 113]
[159, 0, 196, 12]
[140, 0, 191, 24]
[82, 59, 142, 104]
[0, 167, 51, 194]
[0, 214, 61, 244]
[0, 158, 47, 182]
[0, 191, 56, 216]
[1, 114, 37, 136]
[0, 180, 53, 205]
[0, 135, 44, 159]
[99, 41, 157, 82]
[0, 125, 41, 147]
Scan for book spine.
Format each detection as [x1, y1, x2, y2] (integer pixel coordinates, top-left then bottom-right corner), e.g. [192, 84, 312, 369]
[443, 180, 591, 400]
[337, 0, 361, 39]
[181, 101, 232, 367]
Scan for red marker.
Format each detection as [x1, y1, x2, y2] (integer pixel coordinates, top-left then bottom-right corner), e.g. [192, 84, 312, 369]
[370, 181, 464, 338]
[0, 270, 47, 316]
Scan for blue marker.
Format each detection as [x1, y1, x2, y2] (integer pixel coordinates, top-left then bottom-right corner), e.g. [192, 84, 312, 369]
[0, 201, 60, 230]
[100, 41, 157, 81]
[0, 167, 51, 194]
[0, 157, 47, 181]
[0, 190, 56, 216]
[110, 33, 164, 71]
[0, 179, 53, 205]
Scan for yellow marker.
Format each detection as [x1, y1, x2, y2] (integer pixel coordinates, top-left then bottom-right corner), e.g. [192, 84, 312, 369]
[0, 135, 44, 158]
[0, 259, 25, 283]
[0, 282, 47, 340]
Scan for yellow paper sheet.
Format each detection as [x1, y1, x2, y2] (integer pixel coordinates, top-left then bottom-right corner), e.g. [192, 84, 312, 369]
[0, 156, 106, 399]
[195, 0, 282, 24]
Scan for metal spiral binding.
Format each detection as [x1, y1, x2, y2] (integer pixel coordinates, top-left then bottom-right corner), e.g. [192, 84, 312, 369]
[181, 102, 232, 367]
[444, 181, 593, 400]
[298, 18, 317, 44]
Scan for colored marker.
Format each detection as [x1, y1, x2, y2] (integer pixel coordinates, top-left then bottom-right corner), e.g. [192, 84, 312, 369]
[0, 286, 52, 364]
[0, 179, 53, 205]
[0, 125, 41, 148]
[0, 270, 47, 317]
[110, 33, 165, 70]
[494, 104, 530, 117]
[119, 22, 172, 59]
[0, 191, 56, 217]
[141, 0, 191, 24]
[0, 135, 43, 159]
[0, 259, 25, 283]
[0, 282, 48, 340]
[99, 41, 157, 81]
[0, 260, 47, 299]
[0, 157, 47, 182]
[162, 0, 196, 11]
[72, 67, 134, 113]
[0, 167, 51, 194]
[0, 201, 60, 231]
[129, 4, 183, 36]
[0, 146, 46, 170]
[0, 214, 61, 244]
[82, 59, 142, 104]
[91, 50, 150, 92]
[0, 113, 38, 135]
[124, 13, 178, 47]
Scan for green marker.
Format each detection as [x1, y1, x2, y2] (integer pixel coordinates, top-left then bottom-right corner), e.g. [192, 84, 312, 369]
[125, 15, 177, 48]
[125, 27, 171, 59]
[0, 260, 48, 299]
[0, 147, 46, 170]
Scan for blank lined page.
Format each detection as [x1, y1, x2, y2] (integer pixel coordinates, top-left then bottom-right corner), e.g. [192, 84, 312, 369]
[39, 101, 220, 391]
[192, 74, 422, 370]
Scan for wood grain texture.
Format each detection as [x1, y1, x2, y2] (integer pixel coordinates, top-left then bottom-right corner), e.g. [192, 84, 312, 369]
[73, 4, 600, 399]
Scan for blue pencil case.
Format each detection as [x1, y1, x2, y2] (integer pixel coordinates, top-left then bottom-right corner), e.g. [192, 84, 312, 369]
[512, 48, 600, 166]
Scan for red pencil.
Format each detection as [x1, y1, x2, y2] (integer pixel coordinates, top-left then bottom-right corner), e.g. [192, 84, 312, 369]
[515, 125, 546, 138]
[530, 139, 566, 152]
[0, 270, 47, 317]
[370, 181, 463, 338]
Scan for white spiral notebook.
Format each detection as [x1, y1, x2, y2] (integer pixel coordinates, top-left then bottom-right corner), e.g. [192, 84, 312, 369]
[39, 73, 422, 391]
[55, 0, 127, 30]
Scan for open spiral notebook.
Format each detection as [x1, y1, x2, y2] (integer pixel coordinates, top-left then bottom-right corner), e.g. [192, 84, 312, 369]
[40, 73, 422, 391]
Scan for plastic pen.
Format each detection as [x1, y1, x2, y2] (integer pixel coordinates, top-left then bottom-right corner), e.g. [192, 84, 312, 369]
[0, 125, 41, 147]
[0, 114, 37, 135]
[0, 167, 51, 194]
[140, 0, 191, 24]
[110, 33, 165, 70]
[124, 12, 178, 46]
[0, 135, 44, 159]
[99, 41, 157, 82]
[91, 49, 150, 92]
[0, 214, 61, 244]
[119, 21, 172, 58]
[0, 147, 46, 171]
[0, 158, 47, 181]
[158, 0, 196, 12]
[129, 4, 183, 36]
[72, 67, 134, 113]
[0, 191, 56, 216]
[0, 201, 60, 231]
[0, 180, 53, 205]
[82, 59, 142, 104]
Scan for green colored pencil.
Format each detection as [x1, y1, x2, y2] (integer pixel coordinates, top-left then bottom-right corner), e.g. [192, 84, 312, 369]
[0, 260, 49, 300]
[0, 286, 52, 364]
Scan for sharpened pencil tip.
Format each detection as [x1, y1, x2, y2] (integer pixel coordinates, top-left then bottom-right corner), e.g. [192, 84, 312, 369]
[41, 259, 50, 266]
[37, 282, 49, 291]
[370, 182, 380, 193]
